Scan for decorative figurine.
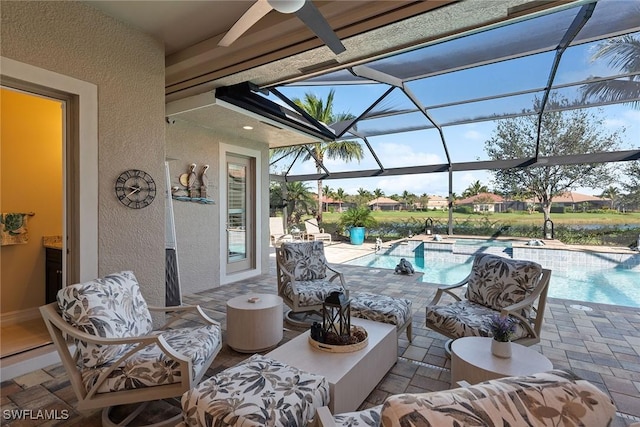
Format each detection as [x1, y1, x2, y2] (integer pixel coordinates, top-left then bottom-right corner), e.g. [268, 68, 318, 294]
[187, 163, 198, 198]
[394, 258, 415, 275]
[200, 164, 209, 199]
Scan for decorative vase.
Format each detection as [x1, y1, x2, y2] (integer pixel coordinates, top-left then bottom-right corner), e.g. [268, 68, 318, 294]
[349, 227, 366, 245]
[491, 339, 512, 358]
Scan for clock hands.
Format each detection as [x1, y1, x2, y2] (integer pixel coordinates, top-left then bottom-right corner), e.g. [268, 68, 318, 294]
[125, 187, 141, 198]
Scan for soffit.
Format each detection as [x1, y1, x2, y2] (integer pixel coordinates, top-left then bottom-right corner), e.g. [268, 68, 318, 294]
[166, 97, 321, 148]
[87, 0, 582, 150]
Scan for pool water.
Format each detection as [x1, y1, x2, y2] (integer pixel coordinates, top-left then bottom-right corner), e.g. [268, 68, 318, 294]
[346, 254, 640, 308]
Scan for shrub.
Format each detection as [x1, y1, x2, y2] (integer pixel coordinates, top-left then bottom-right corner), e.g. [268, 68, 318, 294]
[454, 206, 474, 214]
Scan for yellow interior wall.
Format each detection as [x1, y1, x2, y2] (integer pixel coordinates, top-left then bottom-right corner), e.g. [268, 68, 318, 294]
[0, 88, 63, 313]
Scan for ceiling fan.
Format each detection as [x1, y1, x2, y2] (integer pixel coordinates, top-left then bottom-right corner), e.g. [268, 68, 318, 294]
[218, 0, 346, 54]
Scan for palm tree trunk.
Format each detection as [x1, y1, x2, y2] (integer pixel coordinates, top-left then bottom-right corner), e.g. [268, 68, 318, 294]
[317, 177, 323, 222]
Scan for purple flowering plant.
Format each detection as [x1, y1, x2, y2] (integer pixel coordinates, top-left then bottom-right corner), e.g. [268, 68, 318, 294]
[489, 314, 516, 342]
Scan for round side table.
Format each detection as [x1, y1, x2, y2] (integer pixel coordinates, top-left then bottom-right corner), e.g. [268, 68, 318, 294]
[451, 337, 553, 386]
[226, 294, 284, 353]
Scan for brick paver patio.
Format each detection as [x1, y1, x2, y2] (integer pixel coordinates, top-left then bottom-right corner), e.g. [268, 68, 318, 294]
[1, 244, 639, 426]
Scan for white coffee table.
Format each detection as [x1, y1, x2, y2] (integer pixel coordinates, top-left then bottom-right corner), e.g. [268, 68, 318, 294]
[451, 337, 553, 386]
[226, 294, 283, 353]
[267, 317, 397, 413]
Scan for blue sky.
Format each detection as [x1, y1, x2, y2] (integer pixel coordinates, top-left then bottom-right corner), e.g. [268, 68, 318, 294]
[272, 34, 640, 198]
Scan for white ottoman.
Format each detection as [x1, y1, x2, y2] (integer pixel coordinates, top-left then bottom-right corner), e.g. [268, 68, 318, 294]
[181, 354, 329, 427]
[350, 292, 413, 342]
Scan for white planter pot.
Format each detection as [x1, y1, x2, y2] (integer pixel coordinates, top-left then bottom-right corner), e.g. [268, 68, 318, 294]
[491, 339, 512, 358]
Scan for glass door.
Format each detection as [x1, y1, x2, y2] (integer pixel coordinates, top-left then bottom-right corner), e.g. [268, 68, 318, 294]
[226, 154, 255, 273]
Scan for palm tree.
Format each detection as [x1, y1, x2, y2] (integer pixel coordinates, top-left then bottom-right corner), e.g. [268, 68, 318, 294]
[334, 187, 346, 212]
[462, 180, 489, 198]
[272, 90, 363, 221]
[599, 186, 620, 210]
[356, 187, 373, 208]
[581, 35, 640, 109]
[284, 181, 315, 225]
[369, 188, 385, 211]
[418, 193, 430, 211]
[322, 185, 334, 212]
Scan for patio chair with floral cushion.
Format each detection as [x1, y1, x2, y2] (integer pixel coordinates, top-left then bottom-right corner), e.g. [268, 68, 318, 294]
[425, 253, 551, 353]
[276, 241, 348, 325]
[40, 271, 222, 427]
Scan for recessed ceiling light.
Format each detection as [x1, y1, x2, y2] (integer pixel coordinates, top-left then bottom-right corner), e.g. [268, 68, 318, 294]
[243, 125, 253, 130]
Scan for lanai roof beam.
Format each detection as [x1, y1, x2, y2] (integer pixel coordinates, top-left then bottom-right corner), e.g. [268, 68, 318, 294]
[535, 2, 596, 158]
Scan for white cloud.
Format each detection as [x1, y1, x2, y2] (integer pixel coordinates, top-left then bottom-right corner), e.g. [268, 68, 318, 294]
[604, 118, 626, 128]
[463, 130, 484, 141]
[623, 109, 640, 122]
[374, 142, 443, 168]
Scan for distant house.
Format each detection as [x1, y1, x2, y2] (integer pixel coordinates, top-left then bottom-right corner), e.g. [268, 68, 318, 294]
[368, 197, 401, 211]
[456, 193, 505, 213]
[320, 195, 354, 212]
[532, 192, 611, 210]
[427, 195, 449, 210]
[413, 195, 448, 210]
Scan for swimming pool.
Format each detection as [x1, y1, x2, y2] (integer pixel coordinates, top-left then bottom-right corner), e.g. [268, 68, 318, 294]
[346, 253, 640, 308]
[454, 239, 512, 248]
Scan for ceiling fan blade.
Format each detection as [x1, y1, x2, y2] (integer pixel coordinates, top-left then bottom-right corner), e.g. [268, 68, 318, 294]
[219, 0, 273, 47]
[295, 1, 346, 54]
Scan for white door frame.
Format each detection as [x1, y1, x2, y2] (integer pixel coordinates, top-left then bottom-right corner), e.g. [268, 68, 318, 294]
[219, 143, 262, 285]
[1, 56, 98, 281]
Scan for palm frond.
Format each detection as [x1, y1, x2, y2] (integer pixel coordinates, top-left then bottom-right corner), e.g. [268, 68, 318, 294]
[590, 35, 640, 74]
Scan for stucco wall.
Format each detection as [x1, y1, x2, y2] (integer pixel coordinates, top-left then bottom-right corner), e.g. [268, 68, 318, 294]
[0, 2, 166, 306]
[166, 118, 270, 295]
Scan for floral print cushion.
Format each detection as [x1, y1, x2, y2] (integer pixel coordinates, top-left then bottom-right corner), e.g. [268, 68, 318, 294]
[332, 405, 382, 427]
[181, 354, 330, 427]
[57, 271, 153, 368]
[426, 300, 530, 340]
[283, 280, 346, 307]
[380, 370, 616, 427]
[281, 241, 328, 281]
[81, 323, 221, 393]
[465, 254, 542, 316]
[350, 292, 412, 328]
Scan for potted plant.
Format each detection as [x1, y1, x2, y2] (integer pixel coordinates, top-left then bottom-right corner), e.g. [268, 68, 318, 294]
[488, 314, 516, 358]
[339, 207, 377, 245]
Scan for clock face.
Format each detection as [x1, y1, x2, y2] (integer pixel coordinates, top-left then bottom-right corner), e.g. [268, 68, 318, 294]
[115, 169, 156, 209]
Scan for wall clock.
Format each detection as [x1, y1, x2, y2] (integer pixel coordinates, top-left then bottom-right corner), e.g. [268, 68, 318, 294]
[115, 169, 156, 209]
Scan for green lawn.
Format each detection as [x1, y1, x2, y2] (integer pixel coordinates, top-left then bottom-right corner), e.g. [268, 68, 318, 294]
[319, 210, 640, 226]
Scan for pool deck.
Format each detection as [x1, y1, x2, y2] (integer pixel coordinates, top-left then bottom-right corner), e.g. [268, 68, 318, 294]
[1, 240, 639, 426]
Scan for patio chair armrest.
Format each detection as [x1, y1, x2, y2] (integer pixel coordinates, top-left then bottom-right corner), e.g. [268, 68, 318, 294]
[277, 262, 296, 279]
[41, 304, 160, 346]
[325, 263, 342, 275]
[500, 269, 550, 317]
[328, 271, 346, 288]
[313, 407, 336, 427]
[426, 275, 470, 305]
[149, 304, 220, 329]
[428, 287, 461, 305]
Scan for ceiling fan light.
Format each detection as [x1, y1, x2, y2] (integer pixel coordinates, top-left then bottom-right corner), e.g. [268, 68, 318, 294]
[267, 0, 305, 14]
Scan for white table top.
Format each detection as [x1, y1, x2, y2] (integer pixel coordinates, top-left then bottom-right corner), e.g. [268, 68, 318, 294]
[227, 293, 282, 310]
[452, 337, 553, 377]
[266, 317, 395, 384]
